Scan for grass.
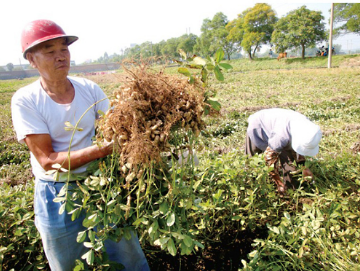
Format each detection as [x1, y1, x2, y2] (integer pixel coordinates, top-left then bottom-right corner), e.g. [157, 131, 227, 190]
[1, 54, 360, 270]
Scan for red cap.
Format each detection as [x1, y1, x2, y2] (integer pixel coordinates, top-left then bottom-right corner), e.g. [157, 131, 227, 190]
[21, 20, 78, 59]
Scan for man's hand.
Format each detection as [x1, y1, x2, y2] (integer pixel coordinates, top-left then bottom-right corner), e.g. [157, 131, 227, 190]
[270, 171, 286, 193]
[302, 168, 314, 181]
[99, 139, 119, 156]
[264, 147, 285, 193]
[264, 146, 280, 166]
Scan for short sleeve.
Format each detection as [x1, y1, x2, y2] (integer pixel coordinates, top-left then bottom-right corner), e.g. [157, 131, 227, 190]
[11, 91, 49, 144]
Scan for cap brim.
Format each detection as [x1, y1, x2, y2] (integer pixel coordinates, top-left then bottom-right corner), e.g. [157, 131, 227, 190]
[290, 120, 322, 157]
[293, 143, 319, 157]
[23, 35, 78, 59]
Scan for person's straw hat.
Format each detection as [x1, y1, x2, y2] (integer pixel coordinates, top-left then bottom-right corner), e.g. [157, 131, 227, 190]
[290, 119, 322, 156]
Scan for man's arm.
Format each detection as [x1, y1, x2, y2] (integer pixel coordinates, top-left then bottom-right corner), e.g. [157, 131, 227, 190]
[24, 134, 113, 171]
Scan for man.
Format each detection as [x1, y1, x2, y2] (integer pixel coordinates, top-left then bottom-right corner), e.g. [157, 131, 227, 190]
[245, 108, 322, 193]
[11, 20, 149, 271]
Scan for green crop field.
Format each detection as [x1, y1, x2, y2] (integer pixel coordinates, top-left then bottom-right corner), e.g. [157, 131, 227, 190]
[1, 55, 360, 270]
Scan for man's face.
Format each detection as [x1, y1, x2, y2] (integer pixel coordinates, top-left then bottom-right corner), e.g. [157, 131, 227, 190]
[26, 38, 71, 80]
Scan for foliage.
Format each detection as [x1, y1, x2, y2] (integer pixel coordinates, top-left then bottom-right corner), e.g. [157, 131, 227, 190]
[6, 63, 14, 72]
[194, 12, 240, 60]
[175, 48, 233, 115]
[227, 3, 277, 59]
[89, 4, 334, 64]
[0, 182, 47, 270]
[334, 3, 360, 36]
[242, 187, 360, 271]
[271, 5, 326, 58]
[1, 56, 360, 270]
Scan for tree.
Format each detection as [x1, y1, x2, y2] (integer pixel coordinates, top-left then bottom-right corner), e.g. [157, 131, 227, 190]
[209, 13, 240, 60]
[195, 13, 240, 60]
[194, 18, 216, 57]
[177, 34, 198, 57]
[334, 3, 360, 36]
[6, 63, 14, 71]
[271, 6, 326, 58]
[140, 41, 153, 58]
[227, 3, 277, 59]
[226, 17, 245, 58]
[161, 37, 180, 59]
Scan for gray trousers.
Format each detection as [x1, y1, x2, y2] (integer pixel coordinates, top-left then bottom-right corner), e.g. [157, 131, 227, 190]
[245, 134, 304, 190]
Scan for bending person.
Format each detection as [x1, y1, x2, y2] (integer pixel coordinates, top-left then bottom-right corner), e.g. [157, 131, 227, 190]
[245, 108, 322, 193]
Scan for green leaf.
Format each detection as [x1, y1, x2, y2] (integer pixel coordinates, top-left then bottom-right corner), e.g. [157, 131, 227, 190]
[204, 105, 210, 115]
[83, 242, 93, 248]
[97, 109, 105, 116]
[154, 237, 170, 248]
[159, 202, 168, 214]
[59, 202, 66, 215]
[53, 197, 66, 203]
[270, 226, 280, 234]
[179, 49, 187, 60]
[201, 68, 208, 83]
[167, 212, 176, 227]
[193, 240, 204, 249]
[193, 56, 206, 66]
[206, 63, 215, 70]
[284, 212, 291, 220]
[183, 235, 193, 247]
[107, 199, 117, 207]
[219, 63, 233, 70]
[206, 99, 221, 112]
[167, 238, 177, 256]
[178, 67, 191, 77]
[188, 75, 195, 84]
[82, 249, 94, 265]
[64, 121, 74, 128]
[249, 250, 259, 258]
[215, 48, 225, 63]
[214, 66, 224, 81]
[77, 231, 87, 243]
[88, 229, 96, 242]
[149, 220, 159, 235]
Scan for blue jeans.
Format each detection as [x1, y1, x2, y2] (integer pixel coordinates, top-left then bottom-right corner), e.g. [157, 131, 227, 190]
[34, 180, 150, 271]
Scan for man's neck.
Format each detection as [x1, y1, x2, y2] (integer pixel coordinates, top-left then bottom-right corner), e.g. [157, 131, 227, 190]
[40, 77, 75, 104]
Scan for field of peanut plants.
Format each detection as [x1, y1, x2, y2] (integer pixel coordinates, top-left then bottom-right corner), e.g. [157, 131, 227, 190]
[1, 54, 360, 271]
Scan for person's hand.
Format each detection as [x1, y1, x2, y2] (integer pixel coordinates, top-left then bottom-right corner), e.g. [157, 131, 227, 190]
[100, 139, 119, 156]
[269, 171, 285, 194]
[264, 146, 280, 166]
[302, 168, 314, 181]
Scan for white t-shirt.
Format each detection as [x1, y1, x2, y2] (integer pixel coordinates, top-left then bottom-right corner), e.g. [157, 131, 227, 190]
[11, 76, 109, 181]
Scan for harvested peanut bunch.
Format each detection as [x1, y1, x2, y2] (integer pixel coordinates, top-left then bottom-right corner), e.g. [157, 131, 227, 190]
[96, 63, 206, 168]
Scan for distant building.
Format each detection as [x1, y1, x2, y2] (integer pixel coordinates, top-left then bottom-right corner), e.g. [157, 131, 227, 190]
[70, 60, 76, 66]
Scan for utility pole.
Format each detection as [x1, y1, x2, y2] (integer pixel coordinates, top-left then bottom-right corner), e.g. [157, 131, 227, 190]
[328, 3, 334, 68]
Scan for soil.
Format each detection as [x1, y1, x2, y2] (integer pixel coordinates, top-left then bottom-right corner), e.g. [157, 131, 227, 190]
[145, 227, 268, 271]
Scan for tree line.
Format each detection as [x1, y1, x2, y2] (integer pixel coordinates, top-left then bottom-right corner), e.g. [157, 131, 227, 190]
[96, 3, 358, 64]
[3, 3, 359, 69]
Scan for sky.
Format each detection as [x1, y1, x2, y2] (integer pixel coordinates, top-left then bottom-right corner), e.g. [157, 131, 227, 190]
[1, 0, 358, 66]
